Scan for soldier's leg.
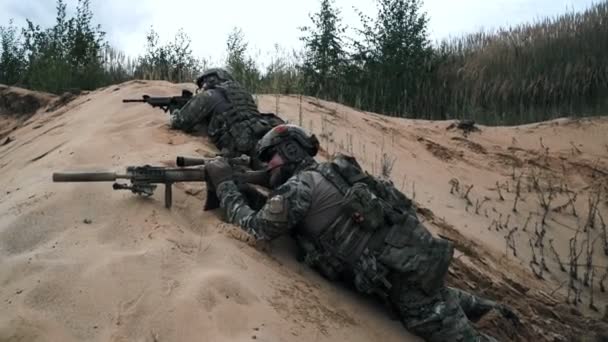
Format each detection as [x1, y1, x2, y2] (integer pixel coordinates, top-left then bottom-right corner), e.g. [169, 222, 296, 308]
[446, 287, 498, 320]
[389, 276, 495, 342]
[447, 287, 520, 324]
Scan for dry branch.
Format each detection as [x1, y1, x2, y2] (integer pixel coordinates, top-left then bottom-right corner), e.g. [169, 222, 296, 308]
[585, 189, 602, 231]
[530, 260, 544, 280]
[539, 181, 555, 226]
[569, 229, 584, 281]
[495, 181, 505, 201]
[449, 178, 460, 195]
[380, 153, 396, 179]
[539, 137, 546, 152]
[475, 197, 490, 215]
[553, 185, 578, 217]
[599, 211, 608, 256]
[590, 266, 598, 311]
[530, 239, 539, 265]
[570, 141, 582, 155]
[549, 239, 566, 273]
[463, 184, 473, 206]
[513, 173, 524, 213]
[505, 227, 518, 257]
[522, 213, 532, 232]
[583, 236, 599, 287]
[496, 213, 503, 231]
[488, 219, 496, 231]
[600, 267, 608, 293]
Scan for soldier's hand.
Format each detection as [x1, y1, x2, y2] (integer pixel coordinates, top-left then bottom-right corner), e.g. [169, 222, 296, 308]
[206, 159, 234, 189]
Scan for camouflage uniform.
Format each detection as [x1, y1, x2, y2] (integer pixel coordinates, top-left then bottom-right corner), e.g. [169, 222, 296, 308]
[215, 156, 502, 342]
[170, 80, 281, 158]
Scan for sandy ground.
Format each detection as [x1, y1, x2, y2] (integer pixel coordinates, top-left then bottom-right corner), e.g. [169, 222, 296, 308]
[1, 81, 607, 341]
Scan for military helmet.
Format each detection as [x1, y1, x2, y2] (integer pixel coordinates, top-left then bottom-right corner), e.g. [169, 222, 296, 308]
[257, 124, 319, 162]
[196, 68, 234, 89]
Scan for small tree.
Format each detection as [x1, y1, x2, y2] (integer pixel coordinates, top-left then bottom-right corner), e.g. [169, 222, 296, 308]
[21, 0, 107, 93]
[299, 0, 346, 100]
[353, 0, 431, 117]
[135, 27, 202, 82]
[225, 27, 260, 91]
[0, 19, 27, 85]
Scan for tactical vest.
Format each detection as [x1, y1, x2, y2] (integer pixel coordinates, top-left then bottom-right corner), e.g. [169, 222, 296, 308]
[297, 154, 454, 295]
[207, 81, 283, 155]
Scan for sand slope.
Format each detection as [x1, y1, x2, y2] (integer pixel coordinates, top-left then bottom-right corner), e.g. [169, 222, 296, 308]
[1, 81, 607, 341]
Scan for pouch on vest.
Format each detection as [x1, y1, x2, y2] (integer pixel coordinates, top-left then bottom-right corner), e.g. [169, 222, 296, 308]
[296, 236, 343, 281]
[341, 182, 384, 232]
[331, 154, 368, 184]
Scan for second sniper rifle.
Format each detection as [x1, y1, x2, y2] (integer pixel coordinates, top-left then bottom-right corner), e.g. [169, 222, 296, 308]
[122, 89, 194, 112]
[52, 155, 269, 209]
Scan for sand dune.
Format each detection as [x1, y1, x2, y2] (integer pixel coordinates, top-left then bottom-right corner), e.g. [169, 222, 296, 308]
[1, 81, 607, 341]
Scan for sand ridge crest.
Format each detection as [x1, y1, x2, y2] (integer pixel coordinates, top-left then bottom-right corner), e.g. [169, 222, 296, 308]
[1, 81, 607, 341]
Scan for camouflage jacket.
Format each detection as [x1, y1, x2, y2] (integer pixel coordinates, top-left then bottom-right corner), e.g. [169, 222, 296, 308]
[169, 88, 229, 132]
[216, 168, 318, 240]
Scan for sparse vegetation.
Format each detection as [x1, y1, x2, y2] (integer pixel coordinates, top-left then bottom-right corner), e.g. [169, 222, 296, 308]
[380, 153, 397, 179]
[2, 0, 606, 126]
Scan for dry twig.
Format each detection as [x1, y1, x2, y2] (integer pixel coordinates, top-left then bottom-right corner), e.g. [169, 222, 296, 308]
[505, 227, 518, 257]
[522, 213, 532, 232]
[599, 211, 608, 256]
[583, 236, 600, 287]
[495, 181, 505, 201]
[554, 185, 578, 217]
[463, 184, 473, 206]
[549, 239, 566, 272]
[496, 213, 503, 231]
[585, 189, 602, 231]
[449, 178, 460, 195]
[569, 229, 584, 281]
[600, 267, 608, 293]
[512, 173, 524, 213]
[380, 153, 396, 179]
[570, 141, 582, 155]
[530, 239, 539, 265]
[590, 266, 598, 311]
[475, 197, 490, 215]
[487, 220, 496, 231]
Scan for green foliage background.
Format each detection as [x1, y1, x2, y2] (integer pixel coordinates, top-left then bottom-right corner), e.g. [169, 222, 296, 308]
[1, 0, 606, 125]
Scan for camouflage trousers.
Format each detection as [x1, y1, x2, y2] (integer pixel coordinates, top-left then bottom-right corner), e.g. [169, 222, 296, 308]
[388, 274, 498, 342]
[213, 121, 259, 156]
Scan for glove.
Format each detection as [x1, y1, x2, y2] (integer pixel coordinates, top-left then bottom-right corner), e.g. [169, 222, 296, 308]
[205, 159, 234, 189]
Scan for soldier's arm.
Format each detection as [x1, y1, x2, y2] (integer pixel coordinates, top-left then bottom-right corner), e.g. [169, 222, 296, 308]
[216, 172, 314, 240]
[169, 89, 223, 131]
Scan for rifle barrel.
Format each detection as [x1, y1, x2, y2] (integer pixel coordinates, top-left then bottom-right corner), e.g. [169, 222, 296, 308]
[122, 99, 146, 103]
[53, 172, 119, 182]
[176, 156, 207, 167]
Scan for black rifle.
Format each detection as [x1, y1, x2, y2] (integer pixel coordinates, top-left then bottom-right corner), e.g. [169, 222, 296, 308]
[122, 89, 194, 112]
[52, 156, 268, 209]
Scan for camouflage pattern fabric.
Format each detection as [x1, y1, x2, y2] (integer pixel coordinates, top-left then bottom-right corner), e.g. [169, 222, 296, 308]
[170, 89, 226, 132]
[216, 169, 314, 240]
[214, 159, 502, 341]
[170, 81, 280, 158]
[390, 273, 498, 342]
